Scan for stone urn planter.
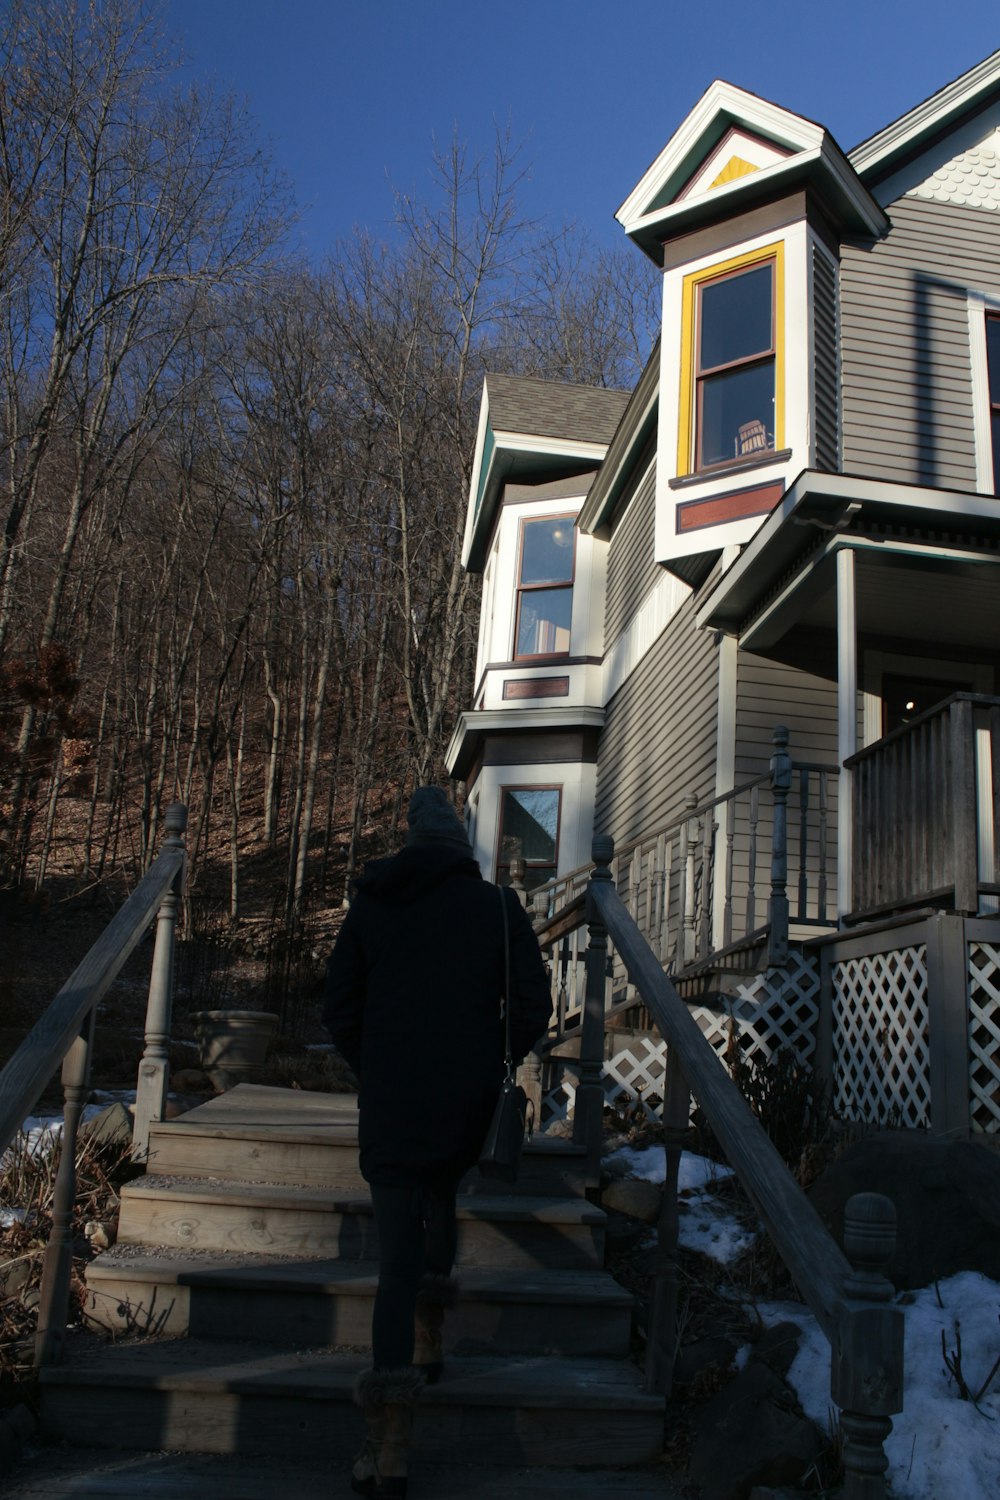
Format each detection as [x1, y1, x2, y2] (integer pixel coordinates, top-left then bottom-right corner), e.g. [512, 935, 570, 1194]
[191, 1009, 279, 1091]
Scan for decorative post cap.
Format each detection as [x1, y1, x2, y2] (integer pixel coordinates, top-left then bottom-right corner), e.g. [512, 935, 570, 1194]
[843, 1191, 897, 1301]
[164, 803, 188, 836]
[591, 834, 614, 874]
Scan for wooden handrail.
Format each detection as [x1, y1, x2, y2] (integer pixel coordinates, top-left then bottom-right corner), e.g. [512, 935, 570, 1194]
[586, 839, 904, 1496]
[590, 870, 849, 1336]
[0, 841, 183, 1156]
[0, 802, 187, 1368]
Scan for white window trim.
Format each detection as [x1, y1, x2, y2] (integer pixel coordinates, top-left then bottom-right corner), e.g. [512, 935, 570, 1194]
[967, 289, 1000, 493]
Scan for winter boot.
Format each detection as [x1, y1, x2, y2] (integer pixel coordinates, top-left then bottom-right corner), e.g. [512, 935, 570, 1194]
[351, 1366, 424, 1499]
[413, 1272, 458, 1385]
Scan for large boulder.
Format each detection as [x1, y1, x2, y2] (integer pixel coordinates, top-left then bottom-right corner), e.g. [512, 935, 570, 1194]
[689, 1358, 824, 1500]
[807, 1133, 1000, 1290]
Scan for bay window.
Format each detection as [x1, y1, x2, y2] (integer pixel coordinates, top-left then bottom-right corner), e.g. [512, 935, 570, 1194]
[496, 786, 560, 890]
[678, 243, 784, 476]
[514, 515, 574, 658]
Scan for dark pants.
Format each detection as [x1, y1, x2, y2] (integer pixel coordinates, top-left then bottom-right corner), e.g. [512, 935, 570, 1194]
[369, 1182, 458, 1369]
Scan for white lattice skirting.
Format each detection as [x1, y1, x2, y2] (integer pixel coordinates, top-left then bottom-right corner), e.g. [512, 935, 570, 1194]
[968, 942, 1000, 1133]
[832, 946, 931, 1128]
[542, 949, 820, 1123]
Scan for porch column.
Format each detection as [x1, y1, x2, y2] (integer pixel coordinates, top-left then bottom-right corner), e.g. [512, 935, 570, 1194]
[837, 548, 857, 923]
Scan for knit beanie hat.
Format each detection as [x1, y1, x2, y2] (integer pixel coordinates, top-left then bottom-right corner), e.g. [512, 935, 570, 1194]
[406, 786, 471, 851]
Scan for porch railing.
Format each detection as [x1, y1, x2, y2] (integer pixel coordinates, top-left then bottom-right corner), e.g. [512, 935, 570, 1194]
[846, 692, 1000, 920]
[574, 837, 903, 1498]
[530, 727, 837, 1036]
[0, 804, 187, 1366]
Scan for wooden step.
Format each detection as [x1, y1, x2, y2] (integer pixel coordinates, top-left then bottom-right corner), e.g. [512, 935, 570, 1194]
[116, 1179, 606, 1269]
[39, 1339, 664, 1467]
[146, 1086, 364, 1189]
[83, 1253, 632, 1356]
[150, 1085, 586, 1198]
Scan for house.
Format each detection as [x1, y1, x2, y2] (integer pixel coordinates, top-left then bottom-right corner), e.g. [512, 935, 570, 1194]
[446, 53, 1000, 1140]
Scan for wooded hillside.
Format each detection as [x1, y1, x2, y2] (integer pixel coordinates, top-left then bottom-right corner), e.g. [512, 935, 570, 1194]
[0, 0, 655, 948]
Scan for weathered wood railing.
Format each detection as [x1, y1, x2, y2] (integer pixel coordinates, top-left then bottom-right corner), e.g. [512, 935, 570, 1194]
[530, 728, 836, 1036]
[847, 692, 1000, 920]
[582, 835, 903, 1498]
[0, 803, 187, 1366]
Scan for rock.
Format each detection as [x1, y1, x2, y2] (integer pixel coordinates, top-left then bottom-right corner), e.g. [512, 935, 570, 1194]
[808, 1133, 1000, 1289]
[84, 1218, 116, 1251]
[170, 1068, 214, 1094]
[0, 1257, 32, 1297]
[601, 1153, 634, 1182]
[603, 1208, 647, 1252]
[673, 1335, 738, 1392]
[689, 1362, 824, 1500]
[0, 1403, 37, 1468]
[751, 1321, 802, 1380]
[601, 1177, 662, 1223]
[80, 1100, 132, 1149]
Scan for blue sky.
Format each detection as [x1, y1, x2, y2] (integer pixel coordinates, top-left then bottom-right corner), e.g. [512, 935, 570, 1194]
[165, 1, 1000, 260]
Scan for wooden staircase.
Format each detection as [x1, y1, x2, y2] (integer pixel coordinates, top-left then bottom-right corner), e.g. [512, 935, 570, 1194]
[38, 1085, 664, 1468]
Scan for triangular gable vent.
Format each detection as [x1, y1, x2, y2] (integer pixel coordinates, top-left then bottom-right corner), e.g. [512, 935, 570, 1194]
[679, 126, 791, 200]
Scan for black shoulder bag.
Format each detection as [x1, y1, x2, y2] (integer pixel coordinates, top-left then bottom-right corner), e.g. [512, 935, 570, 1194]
[477, 885, 534, 1182]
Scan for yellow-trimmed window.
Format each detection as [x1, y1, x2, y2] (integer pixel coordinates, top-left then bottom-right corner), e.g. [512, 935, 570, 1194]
[677, 243, 784, 476]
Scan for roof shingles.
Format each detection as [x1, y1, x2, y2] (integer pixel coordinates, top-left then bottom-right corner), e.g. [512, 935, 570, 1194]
[486, 373, 630, 447]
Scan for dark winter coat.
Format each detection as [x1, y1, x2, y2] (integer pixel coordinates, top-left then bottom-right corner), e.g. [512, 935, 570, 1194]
[322, 843, 552, 1187]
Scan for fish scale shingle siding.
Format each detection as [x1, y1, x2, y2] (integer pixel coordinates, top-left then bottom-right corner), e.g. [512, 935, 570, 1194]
[840, 196, 999, 489]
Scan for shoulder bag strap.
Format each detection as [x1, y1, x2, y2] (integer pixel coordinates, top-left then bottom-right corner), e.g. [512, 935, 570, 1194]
[499, 884, 514, 1082]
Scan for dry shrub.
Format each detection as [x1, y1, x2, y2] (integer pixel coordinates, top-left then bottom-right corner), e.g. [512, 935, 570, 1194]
[0, 1128, 141, 1406]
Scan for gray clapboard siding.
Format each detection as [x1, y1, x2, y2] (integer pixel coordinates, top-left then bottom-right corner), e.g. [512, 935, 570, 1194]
[603, 463, 659, 648]
[840, 195, 1000, 489]
[596, 453, 718, 850]
[595, 588, 718, 851]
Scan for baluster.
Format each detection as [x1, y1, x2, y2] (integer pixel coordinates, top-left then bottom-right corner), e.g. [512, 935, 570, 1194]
[833, 1192, 904, 1500]
[133, 802, 187, 1163]
[518, 1049, 543, 1134]
[768, 727, 790, 965]
[576, 837, 613, 1188]
[646, 1044, 690, 1394]
[682, 793, 698, 967]
[818, 770, 829, 922]
[35, 1013, 94, 1367]
[699, 814, 713, 960]
[656, 833, 668, 962]
[747, 784, 759, 934]
[798, 766, 809, 919]
[723, 796, 735, 949]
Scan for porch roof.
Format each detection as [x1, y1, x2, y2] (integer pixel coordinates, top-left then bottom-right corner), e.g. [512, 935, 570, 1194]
[696, 470, 1000, 678]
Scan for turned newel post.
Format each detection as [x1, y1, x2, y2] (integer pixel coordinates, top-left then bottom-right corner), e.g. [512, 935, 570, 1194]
[833, 1192, 904, 1500]
[509, 857, 528, 909]
[768, 725, 791, 965]
[35, 1013, 95, 1367]
[133, 802, 187, 1162]
[576, 836, 613, 1188]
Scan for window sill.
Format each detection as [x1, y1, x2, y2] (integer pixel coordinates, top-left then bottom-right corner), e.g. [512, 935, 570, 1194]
[668, 449, 792, 490]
